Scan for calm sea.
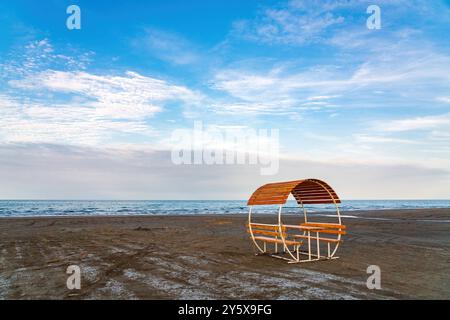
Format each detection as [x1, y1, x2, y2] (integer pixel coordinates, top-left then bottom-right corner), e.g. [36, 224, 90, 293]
[0, 200, 449, 217]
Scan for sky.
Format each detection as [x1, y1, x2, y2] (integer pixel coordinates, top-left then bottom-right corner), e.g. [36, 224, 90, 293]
[0, 0, 450, 200]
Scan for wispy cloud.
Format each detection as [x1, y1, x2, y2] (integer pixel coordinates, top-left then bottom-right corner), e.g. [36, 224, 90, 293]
[133, 28, 200, 65]
[1, 67, 205, 145]
[436, 96, 450, 104]
[375, 113, 450, 132]
[354, 134, 417, 144]
[9, 70, 202, 119]
[1, 38, 205, 145]
[0, 39, 93, 79]
[211, 28, 450, 115]
[307, 95, 340, 101]
[231, 0, 350, 45]
[0, 94, 155, 145]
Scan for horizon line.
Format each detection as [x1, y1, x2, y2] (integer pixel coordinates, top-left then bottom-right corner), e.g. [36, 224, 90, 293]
[1, 199, 450, 201]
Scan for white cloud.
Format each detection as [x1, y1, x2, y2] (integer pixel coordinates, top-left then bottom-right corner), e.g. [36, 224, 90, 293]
[429, 130, 450, 141]
[354, 134, 416, 144]
[2, 70, 204, 145]
[211, 38, 450, 115]
[0, 94, 155, 145]
[214, 52, 450, 95]
[307, 95, 340, 101]
[215, 0, 450, 117]
[375, 113, 450, 132]
[436, 97, 450, 104]
[10, 70, 202, 119]
[0, 38, 93, 79]
[232, 0, 348, 45]
[1, 38, 208, 146]
[209, 102, 289, 115]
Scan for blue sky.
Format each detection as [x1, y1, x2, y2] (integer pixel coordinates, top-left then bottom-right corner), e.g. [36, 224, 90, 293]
[1, 0, 450, 199]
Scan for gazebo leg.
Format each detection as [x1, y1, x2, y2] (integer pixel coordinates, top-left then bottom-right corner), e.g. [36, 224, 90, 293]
[307, 231, 312, 261]
[316, 233, 320, 260]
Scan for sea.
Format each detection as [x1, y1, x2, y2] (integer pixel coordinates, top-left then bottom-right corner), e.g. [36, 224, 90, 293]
[0, 200, 450, 217]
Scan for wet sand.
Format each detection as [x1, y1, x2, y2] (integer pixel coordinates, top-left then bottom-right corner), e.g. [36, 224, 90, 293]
[0, 209, 449, 299]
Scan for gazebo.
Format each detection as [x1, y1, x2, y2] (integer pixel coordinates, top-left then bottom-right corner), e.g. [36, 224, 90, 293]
[246, 178, 346, 263]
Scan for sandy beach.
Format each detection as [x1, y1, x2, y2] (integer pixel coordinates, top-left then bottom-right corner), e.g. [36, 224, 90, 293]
[0, 208, 449, 299]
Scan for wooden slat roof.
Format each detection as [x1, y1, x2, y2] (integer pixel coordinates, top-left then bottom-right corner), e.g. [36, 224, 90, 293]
[247, 179, 340, 206]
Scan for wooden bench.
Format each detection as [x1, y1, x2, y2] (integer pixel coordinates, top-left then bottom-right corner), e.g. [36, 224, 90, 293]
[247, 223, 301, 252]
[293, 235, 341, 243]
[296, 222, 346, 258]
[247, 222, 345, 260]
[301, 222, 346, 235]
[252, 236, 301, 246]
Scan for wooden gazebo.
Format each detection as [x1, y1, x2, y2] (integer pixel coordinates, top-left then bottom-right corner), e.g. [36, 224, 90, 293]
[246, 178, 346, 263]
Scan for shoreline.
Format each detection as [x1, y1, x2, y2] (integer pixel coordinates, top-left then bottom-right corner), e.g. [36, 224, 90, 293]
[1, 207, 450, 220]
[1, 208, 449, 299]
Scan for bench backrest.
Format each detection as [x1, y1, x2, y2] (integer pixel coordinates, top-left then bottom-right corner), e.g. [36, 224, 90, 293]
[301, 222, 346, 235]
[247, 223, 286, 238]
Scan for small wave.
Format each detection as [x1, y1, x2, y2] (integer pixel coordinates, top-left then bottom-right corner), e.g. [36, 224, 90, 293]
[418, 219, 450, 223]
[323, 214, 359, 219]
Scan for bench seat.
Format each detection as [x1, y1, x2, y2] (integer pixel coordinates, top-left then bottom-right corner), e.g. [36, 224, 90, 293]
[300, 222, 347, 235]
[293, 234, 342, 243]
[253, 236, 301, 246]
[301, 222, 346, 229]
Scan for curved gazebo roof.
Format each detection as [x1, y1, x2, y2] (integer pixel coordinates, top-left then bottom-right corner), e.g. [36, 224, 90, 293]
[247, 178, 340, 206]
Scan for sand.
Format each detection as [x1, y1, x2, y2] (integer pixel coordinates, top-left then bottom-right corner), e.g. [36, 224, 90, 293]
[0, 209, 449, 299]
